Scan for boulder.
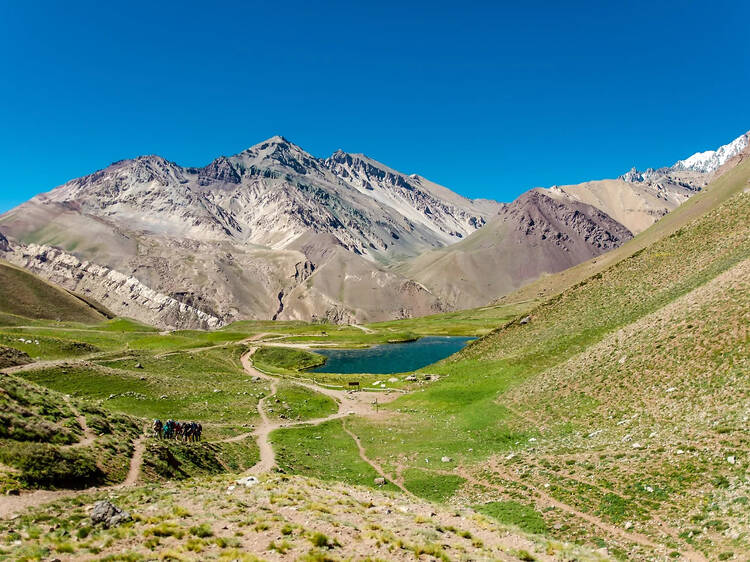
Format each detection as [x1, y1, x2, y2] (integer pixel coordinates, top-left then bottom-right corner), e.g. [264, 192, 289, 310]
[90, 500, 131, 528]
[405, 375, 417, 382]
[519, 315, 531, 325]
[441, 456, 452, 463]
[374, 477, 386, 486]
[236, 476, 259, 487]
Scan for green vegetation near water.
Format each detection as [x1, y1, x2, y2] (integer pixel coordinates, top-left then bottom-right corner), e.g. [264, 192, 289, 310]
[1, 161, 748, 559]
[251, 347, 326, 373]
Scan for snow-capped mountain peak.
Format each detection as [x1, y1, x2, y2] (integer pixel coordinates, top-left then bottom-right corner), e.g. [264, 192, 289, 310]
[672, 131, 749, 173]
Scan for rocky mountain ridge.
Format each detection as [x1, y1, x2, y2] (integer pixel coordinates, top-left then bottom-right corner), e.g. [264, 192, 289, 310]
[397, 190, 634, 309]
[4, 242, 222, 329]
[1, 131, 744, 328]
[28, 136, 496, 262]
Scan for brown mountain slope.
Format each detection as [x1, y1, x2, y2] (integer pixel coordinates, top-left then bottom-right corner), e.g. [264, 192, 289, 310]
[499, 140, 750, 308]
[396, 190, 633, 308]
[538, 176, 694, 235]
[0, 137, 497, 327]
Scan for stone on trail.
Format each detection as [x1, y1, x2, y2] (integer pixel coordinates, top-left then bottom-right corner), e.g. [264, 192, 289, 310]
[90, 500, 131, 528]
[236, 476, 259, 487]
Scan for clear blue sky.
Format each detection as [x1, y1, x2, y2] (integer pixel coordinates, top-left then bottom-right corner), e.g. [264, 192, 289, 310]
[1, 0, 748, 212]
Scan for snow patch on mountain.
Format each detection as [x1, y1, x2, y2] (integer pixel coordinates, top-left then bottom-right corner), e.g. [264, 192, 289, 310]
[672, 131, 749, 173]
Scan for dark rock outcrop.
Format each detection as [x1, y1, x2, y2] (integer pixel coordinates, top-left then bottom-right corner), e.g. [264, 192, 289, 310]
[90, 500, 131, 528]
[0, 346, 32, 369]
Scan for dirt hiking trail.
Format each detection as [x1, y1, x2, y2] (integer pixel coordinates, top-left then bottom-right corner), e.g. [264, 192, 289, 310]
[239, 349, 400, 477]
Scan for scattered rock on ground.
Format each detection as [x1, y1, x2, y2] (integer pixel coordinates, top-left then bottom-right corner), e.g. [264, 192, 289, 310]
[90, 500, 131, 528]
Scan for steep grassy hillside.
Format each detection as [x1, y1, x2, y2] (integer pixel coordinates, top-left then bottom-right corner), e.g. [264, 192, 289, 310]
[0, 260, 108, 325]
[340, 183, 750, 559]
[0, 372, 141, 491]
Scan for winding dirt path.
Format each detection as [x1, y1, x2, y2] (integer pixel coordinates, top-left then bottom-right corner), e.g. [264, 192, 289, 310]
[2, 333, 395, 520]
[342, 419, 410, 495]
[239, 349, 399, 476]
[62, 395, 97, 448]
[0, 435, 148, 520]
[119, 437, 146, 488]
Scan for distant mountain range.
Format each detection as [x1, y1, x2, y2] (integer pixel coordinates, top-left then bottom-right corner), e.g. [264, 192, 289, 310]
[1, 130, 747, 328]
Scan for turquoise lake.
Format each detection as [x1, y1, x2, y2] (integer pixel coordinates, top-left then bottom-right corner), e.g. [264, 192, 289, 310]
[310, 336, 475, 374]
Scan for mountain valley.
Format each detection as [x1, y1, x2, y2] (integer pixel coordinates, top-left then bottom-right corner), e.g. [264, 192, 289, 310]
[1, 131, 746, 329]
[0, 130, 748, 561]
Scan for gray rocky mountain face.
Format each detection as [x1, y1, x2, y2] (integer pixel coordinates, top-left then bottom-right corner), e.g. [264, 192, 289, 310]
[0, 133, 732, 329]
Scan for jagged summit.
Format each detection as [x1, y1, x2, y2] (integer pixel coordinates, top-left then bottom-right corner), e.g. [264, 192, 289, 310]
[0, 134, 503, 327]
[673, 130, 749, 173]
[621, 129, 750, 181]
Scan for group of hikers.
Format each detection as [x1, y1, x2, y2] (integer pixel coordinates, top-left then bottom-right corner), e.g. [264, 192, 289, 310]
[152, 419, 203, 441]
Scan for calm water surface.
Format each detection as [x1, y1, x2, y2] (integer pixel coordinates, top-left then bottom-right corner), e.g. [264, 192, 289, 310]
[310, 336, 474, 374]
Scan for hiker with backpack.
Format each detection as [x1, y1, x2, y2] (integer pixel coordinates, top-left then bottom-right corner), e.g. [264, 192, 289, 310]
[152, 419, 163, 438]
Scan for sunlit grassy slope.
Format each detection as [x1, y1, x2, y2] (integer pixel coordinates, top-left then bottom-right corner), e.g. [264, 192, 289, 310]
[341, 166, 750, 559]
[0, 372, 141, 490]
[0, 260, 109, 325]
